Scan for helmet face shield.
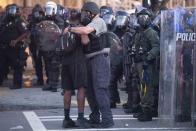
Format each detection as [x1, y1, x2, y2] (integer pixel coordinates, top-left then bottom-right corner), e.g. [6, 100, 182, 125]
[57, 5, 65, 16]
[100, 9, 110, 17]
[116, 15, 128, 27]
[45, 6, 55, 16]
[57, 9, 64, 16]
[103, 14, 114, 25]
[8, 6, 17, 16]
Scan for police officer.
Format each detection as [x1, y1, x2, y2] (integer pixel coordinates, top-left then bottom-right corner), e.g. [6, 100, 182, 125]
[122, 14, 141, 114]
[100, 6, 115, 31]
[0, 10, 10, 81]
[41, 1, 64, 92]
[64, 2, 114, 128]
[109, 10, 129, 108]
[57, 4, 69, 27]
[0, 4, 28, 89]
[132, 8, 160, 121]
[28, 4, 45, 86]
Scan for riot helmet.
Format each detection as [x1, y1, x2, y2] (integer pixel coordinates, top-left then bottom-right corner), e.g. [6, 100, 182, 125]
[100, 6, 113, 18]
[81, 2, 99, 26]
[57, 4, 65, 16]
[45, 1, 57, 17]
[100, 6, 115, 30]
[115, 10, 129, 29]
[6, 4, 19, 18]
[63, 7, 69, 21]
[103, 14, 115, 27]
[136, 8, 152, 28]
[32, 4, 44, 21]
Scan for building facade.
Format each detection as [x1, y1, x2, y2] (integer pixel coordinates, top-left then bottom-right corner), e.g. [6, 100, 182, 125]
[0, 0, 196, 10]
[0, 0, 84, 8]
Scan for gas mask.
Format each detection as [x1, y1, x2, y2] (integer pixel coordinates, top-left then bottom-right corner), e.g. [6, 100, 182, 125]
[80, 10, 93, 26]
[137, 14, 151, 28]
[33, 11, 43, 21]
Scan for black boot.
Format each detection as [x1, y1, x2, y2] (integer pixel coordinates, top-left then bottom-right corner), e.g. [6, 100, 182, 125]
[133, 112, 143, 118]
[42, 84, 52, 91]
[137, 108, 152, 122]
[124, 104, 133, 114]
[133, 105, 143, 118]
[110, 102, 117, 108]
[124, 104, 141, 114]
[51, 87, 57, 92]
[62, 118, 76, 128]
[122, 103, 129, 109]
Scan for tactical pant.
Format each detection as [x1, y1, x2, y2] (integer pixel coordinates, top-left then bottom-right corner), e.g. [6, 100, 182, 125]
[124, 62, 140, 108]
[2, 58, 10, 80]
[42, 51, 60, 89]
[135, 62, 155, 110]
[108, 62, 123, 104]
[29, 44, 45, 83]
[86, 54, 113, 124]
[0, 47, 25, 87]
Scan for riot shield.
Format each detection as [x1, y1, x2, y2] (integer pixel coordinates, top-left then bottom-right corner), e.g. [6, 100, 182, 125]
[159, 8, 196, 127]
[99, 31, 122, 65]
[193, 9, 196, 127]
[35, 20, 61, 51]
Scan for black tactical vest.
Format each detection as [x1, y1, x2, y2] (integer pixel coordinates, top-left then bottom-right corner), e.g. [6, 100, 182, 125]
[83, 32, 106, 54]
[0, 17, 21, 45]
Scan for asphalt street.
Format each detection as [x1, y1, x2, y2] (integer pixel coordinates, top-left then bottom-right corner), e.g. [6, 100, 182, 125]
[0, 108, 196, 131]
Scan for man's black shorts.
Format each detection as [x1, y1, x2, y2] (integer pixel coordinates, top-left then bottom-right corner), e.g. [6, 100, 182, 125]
[61, 62, 87, 90]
